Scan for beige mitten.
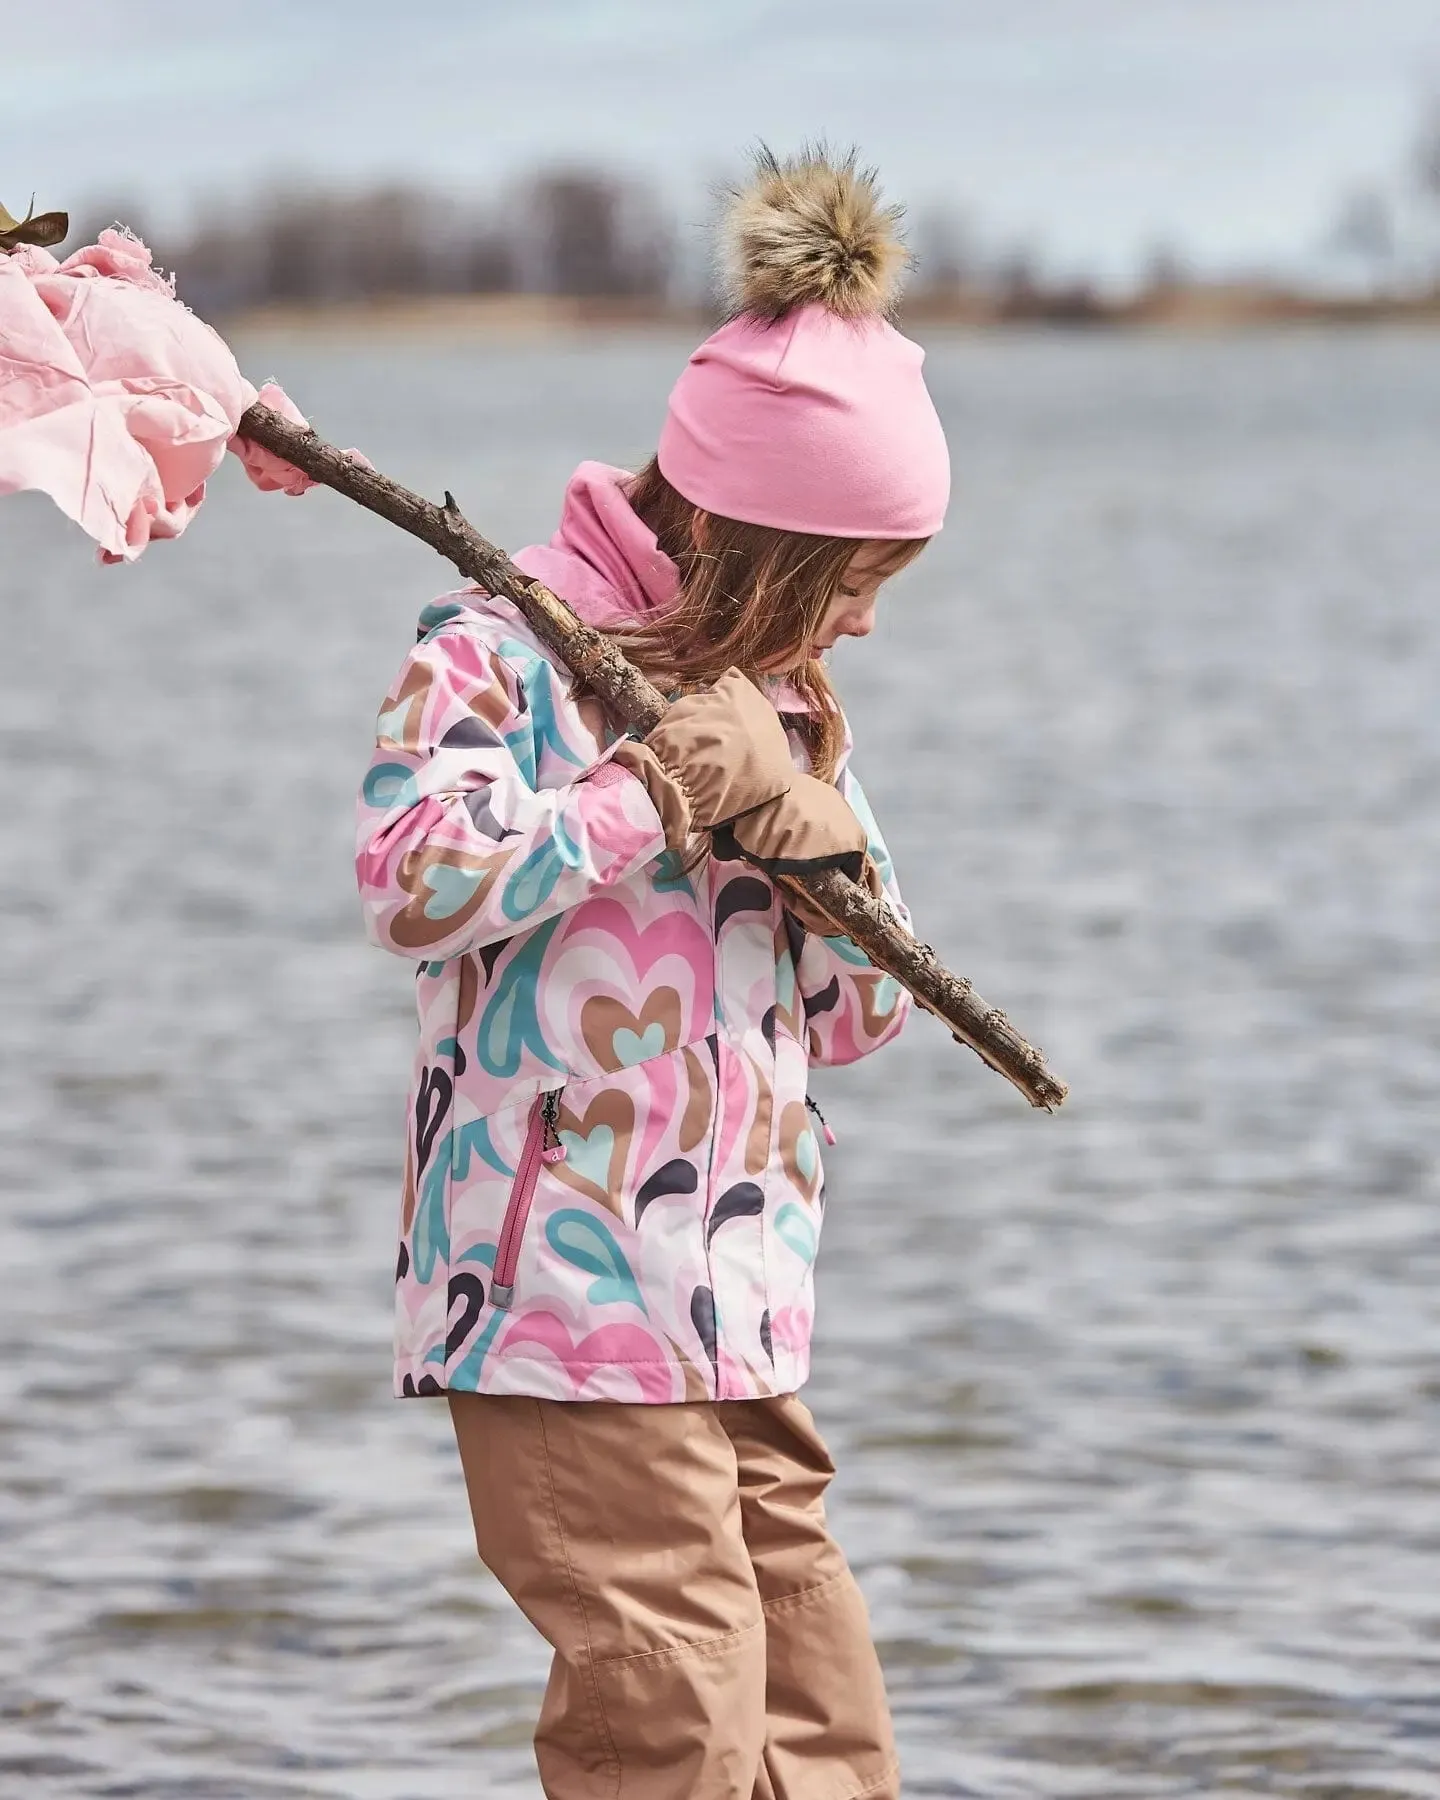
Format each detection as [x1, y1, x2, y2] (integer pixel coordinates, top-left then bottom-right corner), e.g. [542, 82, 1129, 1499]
[611, 669, 795, 851]
[714, 774, 882, 933]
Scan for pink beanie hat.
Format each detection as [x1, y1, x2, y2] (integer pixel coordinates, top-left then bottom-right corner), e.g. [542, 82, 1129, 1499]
[658, 149, 950, 541]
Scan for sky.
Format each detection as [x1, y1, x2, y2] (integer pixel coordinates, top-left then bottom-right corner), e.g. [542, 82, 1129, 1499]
[4, 0, 1439, 283]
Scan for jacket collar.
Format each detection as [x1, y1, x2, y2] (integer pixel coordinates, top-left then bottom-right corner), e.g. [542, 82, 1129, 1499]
[511, 460, 815, 716]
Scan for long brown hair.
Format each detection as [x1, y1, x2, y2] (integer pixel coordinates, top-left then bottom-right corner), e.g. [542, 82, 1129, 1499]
[614, 458, 927, 781]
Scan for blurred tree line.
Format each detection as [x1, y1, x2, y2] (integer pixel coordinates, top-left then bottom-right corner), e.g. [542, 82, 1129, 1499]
[1322, 96, 1440, 295]
[74, 169, 679, 317]
[68, 167, 1164, 324]
[71, 101, 1440, 323]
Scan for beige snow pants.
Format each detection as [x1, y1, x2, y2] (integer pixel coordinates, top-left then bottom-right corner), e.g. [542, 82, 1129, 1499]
[448, 1391, 899, 1800]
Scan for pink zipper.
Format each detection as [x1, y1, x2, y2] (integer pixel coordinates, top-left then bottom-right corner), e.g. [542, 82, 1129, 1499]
[805, 1095, 837, 1147]
[490, 1088, 565, 1310]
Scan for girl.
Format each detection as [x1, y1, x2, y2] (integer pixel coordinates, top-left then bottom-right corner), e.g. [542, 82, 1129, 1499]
[356, 147, 950, 1800]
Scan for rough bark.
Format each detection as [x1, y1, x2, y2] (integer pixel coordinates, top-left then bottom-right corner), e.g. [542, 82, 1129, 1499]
[235, 400, 1069, 1111]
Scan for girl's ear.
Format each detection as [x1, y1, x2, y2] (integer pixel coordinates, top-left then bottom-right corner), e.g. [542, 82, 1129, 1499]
[691, 510, 712, 550]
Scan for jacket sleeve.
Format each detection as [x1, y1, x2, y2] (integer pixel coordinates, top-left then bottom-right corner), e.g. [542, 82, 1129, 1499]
[793, 759, 914, 1067]
[356, 621, 668, 959]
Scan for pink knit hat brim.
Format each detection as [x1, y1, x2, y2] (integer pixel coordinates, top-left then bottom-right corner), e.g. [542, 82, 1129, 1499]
[657, 303, 949, 540]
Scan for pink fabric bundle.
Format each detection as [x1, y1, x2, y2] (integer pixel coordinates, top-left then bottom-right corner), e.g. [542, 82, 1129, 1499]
[0, 228, 323, 561]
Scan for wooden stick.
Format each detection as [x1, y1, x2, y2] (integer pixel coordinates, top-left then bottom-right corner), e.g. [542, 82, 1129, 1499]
[236, 401, 1068, 1111]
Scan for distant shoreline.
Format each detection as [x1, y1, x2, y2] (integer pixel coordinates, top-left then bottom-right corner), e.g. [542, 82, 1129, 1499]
[223, 288, 1440, 341]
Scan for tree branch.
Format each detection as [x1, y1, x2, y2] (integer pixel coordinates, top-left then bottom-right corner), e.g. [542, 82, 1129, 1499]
[236, 401, 1069, 1112]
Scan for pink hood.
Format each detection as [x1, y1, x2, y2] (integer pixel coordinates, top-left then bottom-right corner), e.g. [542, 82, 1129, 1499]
[512, 460, 679, 629]
[510, 460, 811, 712]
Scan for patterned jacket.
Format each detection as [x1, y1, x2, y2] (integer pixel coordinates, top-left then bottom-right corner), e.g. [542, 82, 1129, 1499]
[356, 482, 911, 1403]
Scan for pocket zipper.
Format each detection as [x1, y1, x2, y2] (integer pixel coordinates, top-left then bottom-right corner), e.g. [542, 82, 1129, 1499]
[805, 1095, 837, 1147]
[490, 1088, 566, 1311]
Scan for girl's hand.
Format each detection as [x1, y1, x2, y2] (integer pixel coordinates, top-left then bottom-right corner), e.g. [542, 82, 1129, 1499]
[611, 668, 795, 848]
[611, 669, 878, 933]
[713, 775, 882, 934]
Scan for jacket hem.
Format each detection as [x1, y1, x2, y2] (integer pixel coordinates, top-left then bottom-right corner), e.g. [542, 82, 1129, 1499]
[395, 1349, 809, 1403]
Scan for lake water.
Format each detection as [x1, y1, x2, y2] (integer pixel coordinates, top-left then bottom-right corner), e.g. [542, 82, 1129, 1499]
[2, 326, 1438, 1798]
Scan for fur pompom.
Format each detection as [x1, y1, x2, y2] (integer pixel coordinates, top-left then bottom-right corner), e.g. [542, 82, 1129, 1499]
[720, 143, 908, 322]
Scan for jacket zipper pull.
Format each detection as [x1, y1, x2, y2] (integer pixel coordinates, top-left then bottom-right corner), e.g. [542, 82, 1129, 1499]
[540, 1088, 567, 1163]
[805, 1095, 837, 1147]
[491, 1088, 566, 1313]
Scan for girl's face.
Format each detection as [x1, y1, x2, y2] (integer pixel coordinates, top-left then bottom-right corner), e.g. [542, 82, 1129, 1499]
[811, 541, 911, 652]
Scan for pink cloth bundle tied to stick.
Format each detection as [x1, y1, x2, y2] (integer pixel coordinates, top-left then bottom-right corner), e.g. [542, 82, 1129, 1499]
[0, 227, 359, 560]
